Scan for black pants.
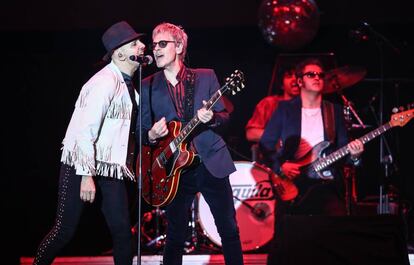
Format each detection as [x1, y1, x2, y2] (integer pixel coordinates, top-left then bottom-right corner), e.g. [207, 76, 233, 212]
[267, 181, 346, 265]
[163, 163, 244, 265]
[33, 164, 132, 265]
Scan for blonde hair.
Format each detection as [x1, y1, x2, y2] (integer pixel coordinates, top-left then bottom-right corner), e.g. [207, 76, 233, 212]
[153, 22, 188, 61]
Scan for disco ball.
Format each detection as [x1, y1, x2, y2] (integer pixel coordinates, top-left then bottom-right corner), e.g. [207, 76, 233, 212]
[258, 0, 320, 50]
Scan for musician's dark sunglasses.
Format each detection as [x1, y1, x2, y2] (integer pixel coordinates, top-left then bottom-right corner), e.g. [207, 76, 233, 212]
[150, 40, 176, 50]
[301, 71, 325, 79]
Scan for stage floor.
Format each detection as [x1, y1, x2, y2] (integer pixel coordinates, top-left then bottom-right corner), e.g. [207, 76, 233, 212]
[20, 254, 414, 265]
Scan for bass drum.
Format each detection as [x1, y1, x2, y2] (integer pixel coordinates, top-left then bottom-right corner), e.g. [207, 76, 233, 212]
[197, 161, 275, 251]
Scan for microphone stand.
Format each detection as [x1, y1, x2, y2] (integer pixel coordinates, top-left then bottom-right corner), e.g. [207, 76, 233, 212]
[362, 22, 400, 214]
[136, 63, 143, 265]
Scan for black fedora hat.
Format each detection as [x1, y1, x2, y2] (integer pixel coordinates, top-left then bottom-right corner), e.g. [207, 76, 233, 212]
[102, 21, 145, 61]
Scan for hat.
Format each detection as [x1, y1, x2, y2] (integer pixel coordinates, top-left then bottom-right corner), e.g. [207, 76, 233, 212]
[102, 21, 145, 61]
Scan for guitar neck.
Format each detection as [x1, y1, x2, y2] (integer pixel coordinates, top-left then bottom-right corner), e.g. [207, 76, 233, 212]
[172, 89, 224, 148]
[314, 122, 392, 171]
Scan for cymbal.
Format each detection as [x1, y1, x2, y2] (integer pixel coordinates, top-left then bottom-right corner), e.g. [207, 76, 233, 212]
[323, 65, 367, 94]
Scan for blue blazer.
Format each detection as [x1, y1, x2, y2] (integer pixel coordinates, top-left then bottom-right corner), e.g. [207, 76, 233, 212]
[259, 96, 350, 177]
[140, 68, 236, 178]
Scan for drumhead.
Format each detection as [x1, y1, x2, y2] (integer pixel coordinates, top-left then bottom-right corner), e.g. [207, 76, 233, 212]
[197, 161, 275, 251]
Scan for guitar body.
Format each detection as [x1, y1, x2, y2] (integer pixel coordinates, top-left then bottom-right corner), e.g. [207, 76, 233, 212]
[296, 141, 332, 180]
[253, 162, 299, 201]
[140, 121, 197, 207]
[276, 141, 334, 201]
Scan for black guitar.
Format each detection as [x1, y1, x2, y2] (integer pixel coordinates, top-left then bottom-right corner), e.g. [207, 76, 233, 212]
[277, 108, 414, 201]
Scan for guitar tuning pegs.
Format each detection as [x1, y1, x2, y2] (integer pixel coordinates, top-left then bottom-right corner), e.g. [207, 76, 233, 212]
[392, 107, 399, 113]
[236, 87, 240, 92]
[399, 106, 405, 112]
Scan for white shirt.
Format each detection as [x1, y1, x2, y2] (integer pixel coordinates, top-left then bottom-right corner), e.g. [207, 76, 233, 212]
[295, 107, 324, 159]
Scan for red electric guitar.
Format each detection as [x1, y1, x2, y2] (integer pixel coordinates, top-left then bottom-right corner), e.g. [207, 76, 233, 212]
[139, 70, 245, 207]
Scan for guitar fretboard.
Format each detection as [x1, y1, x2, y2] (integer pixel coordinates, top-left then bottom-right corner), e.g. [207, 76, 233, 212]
[171, 89, 223, 149]
[313, 122, 392, 172]
[158, 70, 243, 156]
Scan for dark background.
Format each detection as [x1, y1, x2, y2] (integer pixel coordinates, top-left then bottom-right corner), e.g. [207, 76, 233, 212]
[2, 0, 413, 263]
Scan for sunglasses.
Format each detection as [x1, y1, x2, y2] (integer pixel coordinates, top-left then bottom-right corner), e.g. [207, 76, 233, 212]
[301, 71, 325, 79]
[150, 40, 176, 50]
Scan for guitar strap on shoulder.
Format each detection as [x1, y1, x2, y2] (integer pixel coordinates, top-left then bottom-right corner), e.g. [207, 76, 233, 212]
[148, 75, 155, 125]
[184, 69, 196, 122]
[323, 100, 336, 143]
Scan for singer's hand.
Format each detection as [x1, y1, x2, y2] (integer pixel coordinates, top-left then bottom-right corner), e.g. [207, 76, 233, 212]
[80, 176, 96, 203]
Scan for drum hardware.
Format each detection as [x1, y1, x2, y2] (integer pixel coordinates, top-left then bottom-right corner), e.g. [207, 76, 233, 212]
[133, 207, 167, 252]
[233, 195, 271, 221]
[323, 65, 369, 131]
[323, 65, 366, 94]
[324, 65, 369, 215]
[138, 162, 276, 253]
[183, 200, 198, 254]
[341, 92, 367, 130]
[198, 161, 275, 252]
[145, 234, 166, 248]
[343, 165, 358, 216]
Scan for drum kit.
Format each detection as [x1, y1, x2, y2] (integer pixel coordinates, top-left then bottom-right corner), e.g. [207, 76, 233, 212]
[137, 65, 368, 253]
[137, 161, 277, 253]
[323, 65, 369, 129]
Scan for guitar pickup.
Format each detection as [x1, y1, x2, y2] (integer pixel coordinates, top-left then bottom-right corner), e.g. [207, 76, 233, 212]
[158, 152, 168, 166]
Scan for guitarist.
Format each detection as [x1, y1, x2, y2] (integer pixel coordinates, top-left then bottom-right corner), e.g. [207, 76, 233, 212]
[259, 58, 365, 265]
[140, 23, 244, 265]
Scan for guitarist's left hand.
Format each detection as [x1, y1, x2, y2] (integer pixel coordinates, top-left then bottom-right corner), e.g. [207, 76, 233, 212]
[347, 139, 364, 160]
[197, 100, 214, 124]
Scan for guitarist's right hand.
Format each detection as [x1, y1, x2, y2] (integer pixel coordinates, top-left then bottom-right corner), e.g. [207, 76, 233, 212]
[281, 162, 301, 180]
[148, 117, 169, 142]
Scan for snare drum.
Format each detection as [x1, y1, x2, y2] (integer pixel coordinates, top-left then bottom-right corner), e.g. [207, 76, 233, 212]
[197, 161, 275, 251]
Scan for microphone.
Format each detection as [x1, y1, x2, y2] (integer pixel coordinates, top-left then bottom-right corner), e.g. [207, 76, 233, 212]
[129, 55, 153, 65]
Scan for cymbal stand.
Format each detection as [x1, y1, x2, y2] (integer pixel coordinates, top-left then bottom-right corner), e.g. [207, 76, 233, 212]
[340, 93, 366, 129]
[144, 207, 165, 250]
[184, 200, 198, 253]
[340, 93, 366, 216]
[155, 207, 161, 242]
[343, 165, 357, 216]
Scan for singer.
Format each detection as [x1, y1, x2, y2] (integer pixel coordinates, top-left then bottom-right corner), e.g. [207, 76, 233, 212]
[32, 21, 145, 265]
[140, 22, 244, 265]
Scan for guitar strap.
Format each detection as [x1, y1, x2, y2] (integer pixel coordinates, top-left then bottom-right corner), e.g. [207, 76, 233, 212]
[323, 100, 336, 143]
[182, 69, 201, 166]
[183, 69, 196, 122]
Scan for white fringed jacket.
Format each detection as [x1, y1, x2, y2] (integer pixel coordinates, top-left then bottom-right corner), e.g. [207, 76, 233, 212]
[60, 61, 138, 180]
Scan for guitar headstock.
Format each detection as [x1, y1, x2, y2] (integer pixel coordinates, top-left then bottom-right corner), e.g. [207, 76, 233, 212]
[223, 70, 245, 96]
[389, 107, 414, 127]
